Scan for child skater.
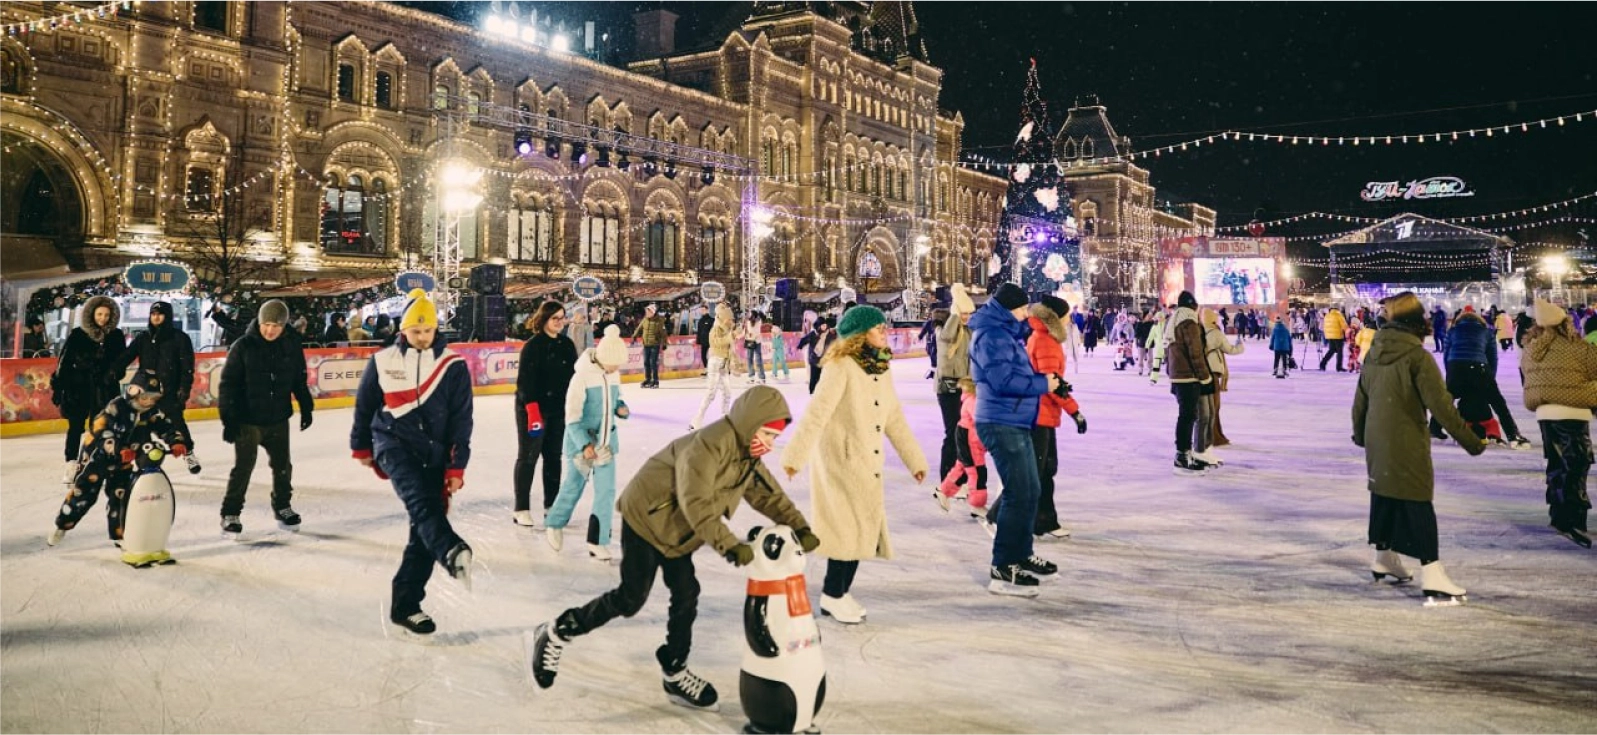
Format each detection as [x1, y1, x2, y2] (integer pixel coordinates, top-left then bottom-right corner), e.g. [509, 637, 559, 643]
[689, 302, 736, 430]
[545, 325, 631, 561]
[351, 289, 475, 636]
[1270, 314, 1293, 378]
[48, 369, 190, 548]
[528, 386, 819, 712]
[1113, 334, 1136, 371]
[769, 322, 791, 382]
[934, 377, 990, 517]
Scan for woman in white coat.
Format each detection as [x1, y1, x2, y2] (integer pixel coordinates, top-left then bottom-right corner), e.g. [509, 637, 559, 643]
[782, 305, 929, 625]
[1200, 308, 1245, 461]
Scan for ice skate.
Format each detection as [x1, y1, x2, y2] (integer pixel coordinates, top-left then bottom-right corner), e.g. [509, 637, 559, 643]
[1420, 561, 1467, 606]
[183, 452, 202, 475]
[1037, 527, 1072, 541]
[662, 666, 720, 711]
[526, 621, 568, 689]
[819, 593, 865, 624]
[1173, 452, 1210, 475]
[1018, 555, 1058, 579]
[1551, 524, 1592, 549]
[445, 542, 472, 591]
[61, 459, 80, 485]
[1369, 549, 1412, 584]
[47, 528, 66, 547]
[512, 510, 535, 527]
[274, 506, 302, 533]
[586, 543, 613, 562]
[545, 527, 563, 552]
[966, 489, 988, 517]
[220, 515, 243, 539]
[391, 611, 436, 635]
[1192, 450, 1224, 467]
[976, 515, 996, 539]
[988, 564, 1041, 598]
[932, 485, 953, 513]
[1507, 435, 1533, 451]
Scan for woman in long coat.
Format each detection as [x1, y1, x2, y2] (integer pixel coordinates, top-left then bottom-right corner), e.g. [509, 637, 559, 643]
[781, 305, 928, 625]
[52, 295, 126, 481]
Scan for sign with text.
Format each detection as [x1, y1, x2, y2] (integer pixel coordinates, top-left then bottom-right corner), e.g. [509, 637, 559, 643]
[700, 281, 726, 303]
[394, 271, 436, 293]
[1360, 176, 1474, 202]
[123, 260, 192, 294]
[572, 276, 606, 301]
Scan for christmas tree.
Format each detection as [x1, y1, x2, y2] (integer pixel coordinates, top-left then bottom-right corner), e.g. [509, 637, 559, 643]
[988, 59, 1081, 303]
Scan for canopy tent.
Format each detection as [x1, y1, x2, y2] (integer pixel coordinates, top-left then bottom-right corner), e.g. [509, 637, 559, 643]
[502, 281, 570, 301]
[260, 276, 391, 298]
[627, 285, 697, 304]
[1324, 213, 1511, 285]
[798, 290, 842, 308]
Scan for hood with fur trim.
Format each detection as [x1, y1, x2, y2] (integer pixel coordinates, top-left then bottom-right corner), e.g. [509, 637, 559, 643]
[79, 295, 120, 343]
[1028, 303, 1069, 342]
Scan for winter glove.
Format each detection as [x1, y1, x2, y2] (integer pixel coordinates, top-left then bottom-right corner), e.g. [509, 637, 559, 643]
[299, 411, 313, 431]
[222, 424, 238, 444]
[524, 402, 544, 438]
[170, 443, 187, 456]
[1053, 378, 1075, 398]
[724, 543, 754, 567]
[796, 527, 821, 553]
[119, 447, 136, 465]
[1073, 412, 1088, 434]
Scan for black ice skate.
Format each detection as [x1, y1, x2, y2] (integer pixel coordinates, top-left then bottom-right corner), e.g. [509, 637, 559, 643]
[1551, 524, 1592, 549]
[274, 507, 302, 532]
[445, 542, 473, 591]
[988, 564, 1041, 597]
[391, 611, 436, 635]
[1018, 555, 1058, 579]
[662, 667, 721, 711]
[1420, 561, 1467, 607]
[526, 620, 569, 689]
[220, 515, 243, 539]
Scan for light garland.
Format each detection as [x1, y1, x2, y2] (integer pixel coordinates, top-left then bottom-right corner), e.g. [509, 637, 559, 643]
[1215, 192, 1597, 232]
[2, 1, 131, 36]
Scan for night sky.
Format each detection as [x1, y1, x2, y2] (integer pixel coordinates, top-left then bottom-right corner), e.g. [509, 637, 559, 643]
[412, 2, 1597, 262]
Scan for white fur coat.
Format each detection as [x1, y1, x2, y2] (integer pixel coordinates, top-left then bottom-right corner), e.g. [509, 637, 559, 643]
[781, 356, 928, 561]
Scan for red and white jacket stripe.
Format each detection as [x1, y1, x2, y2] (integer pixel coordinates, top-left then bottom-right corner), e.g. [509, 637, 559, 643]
[350, 338, 474, 480]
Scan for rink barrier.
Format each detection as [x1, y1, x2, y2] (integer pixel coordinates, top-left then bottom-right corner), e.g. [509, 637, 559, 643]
[0, 330, 927, 437]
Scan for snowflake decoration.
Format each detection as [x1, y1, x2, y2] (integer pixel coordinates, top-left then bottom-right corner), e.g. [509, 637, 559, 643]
[1043, 253, 1071, 281]
[1016, 121, 1034, 143]
[988, 253, 1003, 274]
[1012, 163, 1031, 183]
[1034, 187, 1060, 211]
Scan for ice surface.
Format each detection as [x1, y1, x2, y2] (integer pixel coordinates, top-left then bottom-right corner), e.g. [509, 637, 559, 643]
[3, 342, 1594, 733]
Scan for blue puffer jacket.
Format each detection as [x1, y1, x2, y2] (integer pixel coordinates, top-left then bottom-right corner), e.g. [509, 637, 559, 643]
[1270, 321, 1293, 353]
[1445, 312, 1492, 367]
[350, 334, 474, 479]
[562, 349, 628, 457]
[968, 298, 1047, 429]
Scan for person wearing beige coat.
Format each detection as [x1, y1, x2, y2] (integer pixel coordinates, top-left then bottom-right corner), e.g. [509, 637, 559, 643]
[689, 303, 737, 430]
[782, 305, 929, 625]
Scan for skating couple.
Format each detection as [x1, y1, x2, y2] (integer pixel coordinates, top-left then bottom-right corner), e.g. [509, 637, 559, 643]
[1154, 291, 1221, 473]
[1431, 305, 1533, 450]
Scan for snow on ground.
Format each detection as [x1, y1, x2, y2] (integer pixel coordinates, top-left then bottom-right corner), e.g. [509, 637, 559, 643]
[2, 340, 1594, 733]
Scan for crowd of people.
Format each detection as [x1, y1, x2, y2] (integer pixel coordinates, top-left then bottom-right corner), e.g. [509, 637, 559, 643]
[35, 281, 1594, 715]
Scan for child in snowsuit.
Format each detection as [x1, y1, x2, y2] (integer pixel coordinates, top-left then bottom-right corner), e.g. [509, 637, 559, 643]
[769, 323, 791, 382]
[1114, 334, 1136, 371]
[529, 386, 817, 712]
[351, 290, 474, 636]
[936, 378, 990, 516]
[1270, 315, 1294, 378]
[49, 369, 190, 547]
[545, 325, 631, 560]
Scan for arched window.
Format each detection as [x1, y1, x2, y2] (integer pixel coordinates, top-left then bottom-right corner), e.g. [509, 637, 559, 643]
[508, 200, 555, 262]
[899, 171, 908, 201]
[194, 1, 228, 33]
[337, 63, 356, 102]
[432, 85, 449, 110]
[467, 91, 482, 117]
[781, 144, 793, 178]
[375, 71, 393, 109]
[645, 215, 679, 270]
[1, 48, 24, 95]
[844, 156, 855, 192]
[823, 158, 836, 200]
[321, 174, 387, 255]
[581, 210, 621, 265]
[184, 167, 216, 212]
[699, 224, 730, 273]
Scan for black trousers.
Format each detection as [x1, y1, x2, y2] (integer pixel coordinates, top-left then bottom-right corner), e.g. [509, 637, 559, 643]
[158, 395, 192, 451]
[222, 421, 293, 517]
[698, 343, 710, 372]
[513, 402, 565, 512]
[1031, 426, 1061, 534]
[1173, 382, 1209, 453]
[808, 365, 823, 394]
[643, 345, 662, 384]
[381, 449, 465, 618]
[1538, 419, 1593, 533]
[1320, 339, 1345, 370]
[62, 407, 92, 462]
[563, 521, 700, 666]
[936, 389, 963, 483]
[1273, 351, 1291, 374]
[822, 558, 860, 598]
[1482, 378, 1522, 439]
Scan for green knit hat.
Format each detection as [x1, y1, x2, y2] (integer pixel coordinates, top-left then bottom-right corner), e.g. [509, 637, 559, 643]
[836, 304, 887, 338]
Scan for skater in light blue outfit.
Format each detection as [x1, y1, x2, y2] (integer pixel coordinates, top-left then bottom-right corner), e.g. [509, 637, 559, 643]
[545, 324, 630, 560]
[769, 323, 791, 381]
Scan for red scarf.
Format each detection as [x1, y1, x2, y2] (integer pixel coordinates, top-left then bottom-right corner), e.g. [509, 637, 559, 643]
[747, 574, 812, 617]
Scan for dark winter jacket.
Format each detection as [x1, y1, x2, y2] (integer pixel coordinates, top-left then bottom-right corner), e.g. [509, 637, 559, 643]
[1133, 319, 1154, 345]
[631, 314, 669, 347]
[1352, 327, 1484, 502]
[615, 386, 809, 559]
[968, 298, 1048, 429]
[322, 320, 348, 345]
[1445, 312, 1492, 365]
[218, 320, 314, 428]
[1431, 308, 1449, 336]
[350, 334, 474, 482]
[22, 330, 52, 358]
[52, 295, 127, 416]
[695, 313, 715, 346]
[795, 328, 837, 367]
[210, 306, 246, 347]
[78, 394, 188, 466]
[1269, 321, 1293, 353]
[515, 330, 577, 420]
[112, 303, 195, 406]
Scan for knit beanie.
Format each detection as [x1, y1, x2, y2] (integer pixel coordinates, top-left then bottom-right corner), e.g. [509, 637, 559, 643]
[1534, 298, 1568, 327]
[836, 304, 887, 338]
[150, 301, 174, 322]
[993, 282, 1029, 311]
[1036, 294, 1069, 319]
[257, 299, 289, 326]
[398, 289, 438, 331]
[950, 283, 976, 315]
[595, 324, 628, 366]
[645, 303, 657, 315]
[1177, 291, 1198, 310]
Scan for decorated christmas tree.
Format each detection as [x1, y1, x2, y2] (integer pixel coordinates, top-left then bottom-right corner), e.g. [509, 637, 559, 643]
[988, 59, 1081, 304]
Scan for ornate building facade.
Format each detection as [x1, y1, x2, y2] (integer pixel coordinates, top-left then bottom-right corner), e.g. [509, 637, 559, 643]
[1, 0, 1006, 304]
[1053, 100, 1216, 309]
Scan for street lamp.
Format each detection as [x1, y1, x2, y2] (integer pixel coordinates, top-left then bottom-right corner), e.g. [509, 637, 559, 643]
[434, 160, 483, 313]
[1544, 254, 1570, 301]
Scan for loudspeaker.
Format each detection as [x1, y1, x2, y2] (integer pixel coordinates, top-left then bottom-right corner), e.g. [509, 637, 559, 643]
[455, 294, 508, 342]
[470, 264, 506, 295]
[770, 300, 802, 332]
[774, 277, 799, 301]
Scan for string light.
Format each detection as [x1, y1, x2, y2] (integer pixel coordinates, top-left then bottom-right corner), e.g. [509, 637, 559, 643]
[2, 1, 131, 36]
[1215, 191, 1597, 232]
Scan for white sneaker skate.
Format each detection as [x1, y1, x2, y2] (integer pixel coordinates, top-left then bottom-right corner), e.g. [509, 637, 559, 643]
[1037, 528, 1072, 541]
[545, 527, 563, 552]
[1420, 561, 1466, 606]
[183, 452, 202, 475]
[1192, 450, 1224, 466]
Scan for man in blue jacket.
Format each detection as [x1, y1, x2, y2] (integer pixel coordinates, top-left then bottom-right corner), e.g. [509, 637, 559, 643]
[351, 289, 475, 636]
[968, 283, 1062, 597]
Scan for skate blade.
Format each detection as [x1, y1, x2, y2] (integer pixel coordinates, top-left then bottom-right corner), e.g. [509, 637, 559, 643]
[276, 522, 301, 533]
[987, 581, 1040, 598]
[1370, 572, 1412, 585]
[1422, 594, 1467, 607]
[666, 694, 720, 713]
[1172, 468, 1208, 476]
[221, 531, 243, 542]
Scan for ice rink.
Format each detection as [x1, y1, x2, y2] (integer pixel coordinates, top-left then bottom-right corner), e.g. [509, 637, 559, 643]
[3, 341, 1594, 733]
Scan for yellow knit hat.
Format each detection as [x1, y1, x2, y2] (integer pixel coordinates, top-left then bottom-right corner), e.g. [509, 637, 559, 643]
[399, 288, 438, 331]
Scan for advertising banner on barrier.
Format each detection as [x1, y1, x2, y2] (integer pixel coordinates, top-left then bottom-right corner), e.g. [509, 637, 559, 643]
[1, 329, 927, 428]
